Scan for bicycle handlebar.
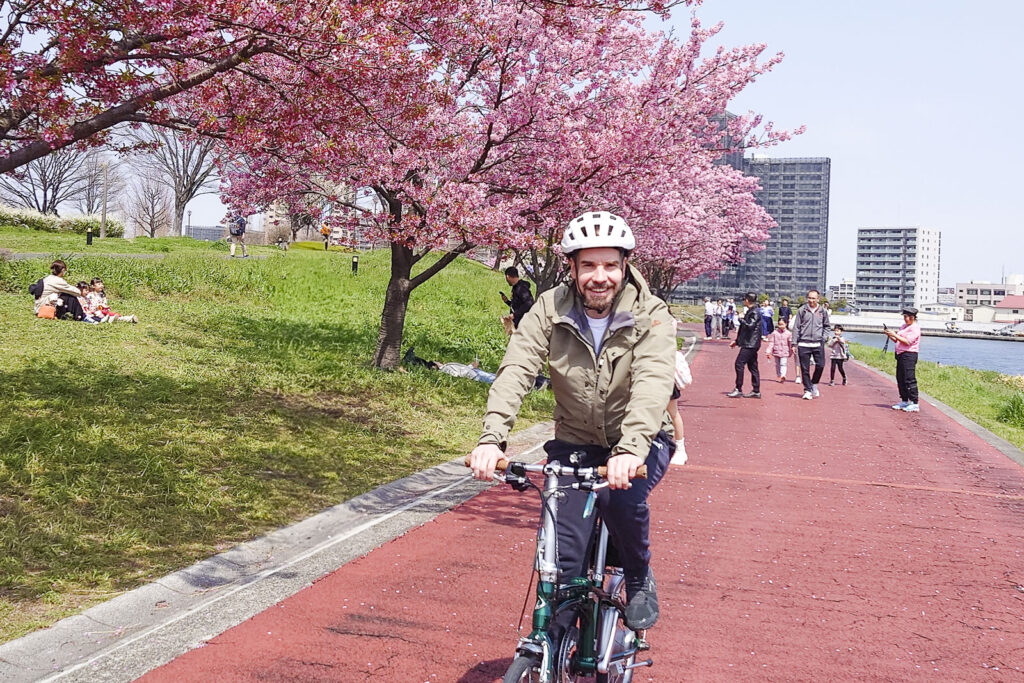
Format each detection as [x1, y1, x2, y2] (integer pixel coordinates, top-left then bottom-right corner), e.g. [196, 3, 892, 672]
[463, 456, 647, 480]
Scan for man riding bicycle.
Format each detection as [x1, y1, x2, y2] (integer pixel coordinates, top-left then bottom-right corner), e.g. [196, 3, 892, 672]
[469, 211, 677, 631]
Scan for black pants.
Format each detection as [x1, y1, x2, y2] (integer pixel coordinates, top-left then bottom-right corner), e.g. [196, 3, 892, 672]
[734, 347, 760, 392]
[896, 352, 919, 403]
[544, 434, 673, 585]
[797, 345, 824, 392]
[57, 293, 85, 321]
[704, 315, 712, 337]
[830, 359, 847, 381]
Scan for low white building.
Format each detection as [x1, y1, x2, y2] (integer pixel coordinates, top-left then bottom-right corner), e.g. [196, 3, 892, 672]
[965, 304, 997, 323]
[828, 278, 856, 305]
[919, 303, 966, 321]
[994, 295, 1024, 324]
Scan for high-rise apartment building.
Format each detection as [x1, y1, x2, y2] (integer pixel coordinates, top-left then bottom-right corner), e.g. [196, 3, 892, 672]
[855, 227, 941, 312]
[672, 156, 831, 301]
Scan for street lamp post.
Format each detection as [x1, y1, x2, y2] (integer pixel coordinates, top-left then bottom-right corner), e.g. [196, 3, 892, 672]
[187, 210, 192, 236]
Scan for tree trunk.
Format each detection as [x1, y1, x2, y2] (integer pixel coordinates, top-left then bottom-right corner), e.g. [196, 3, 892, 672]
[173, 201, 185, 238]
[372, 243, 414, 370]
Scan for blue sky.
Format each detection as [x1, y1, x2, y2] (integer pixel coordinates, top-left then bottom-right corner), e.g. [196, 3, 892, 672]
[191, 1, 1023, 287]
[661, 0, 1024, 286]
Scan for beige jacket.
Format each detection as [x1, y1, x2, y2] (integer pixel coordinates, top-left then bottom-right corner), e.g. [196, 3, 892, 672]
[34, 274, 81, 314]
[479, 265, 676, 460]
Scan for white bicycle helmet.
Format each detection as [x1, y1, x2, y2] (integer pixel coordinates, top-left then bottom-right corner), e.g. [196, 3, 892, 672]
[561, 211, 635, 255]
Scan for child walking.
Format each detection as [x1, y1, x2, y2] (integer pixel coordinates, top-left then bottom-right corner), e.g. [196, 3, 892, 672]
[764, 317, 794, 382]
[827, 324, 850, 386]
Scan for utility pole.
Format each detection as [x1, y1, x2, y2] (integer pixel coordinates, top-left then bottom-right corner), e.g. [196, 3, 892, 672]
[100, 162, 108, 239]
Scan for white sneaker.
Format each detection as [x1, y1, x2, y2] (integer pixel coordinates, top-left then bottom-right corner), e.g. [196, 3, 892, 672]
[902, 403, 920, 413]
[892, 401, 909, 410]
[802, 391, 813, 400]
[811, 385, 820, 398]
[794, 378, 801, 384]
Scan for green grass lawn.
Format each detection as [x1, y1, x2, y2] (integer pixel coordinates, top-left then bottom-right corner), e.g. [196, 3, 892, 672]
[0, 236, 553, 642]
[850, 342, 1024, 451]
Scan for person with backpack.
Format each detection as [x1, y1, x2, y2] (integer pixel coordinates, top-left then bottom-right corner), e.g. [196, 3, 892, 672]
[228, 215, 249, 258]
[31, 260, 87, 320]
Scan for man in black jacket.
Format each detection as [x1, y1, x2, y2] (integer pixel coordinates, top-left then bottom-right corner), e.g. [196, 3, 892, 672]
[727, 292, 763, 399]
[500, 267, 535, 328]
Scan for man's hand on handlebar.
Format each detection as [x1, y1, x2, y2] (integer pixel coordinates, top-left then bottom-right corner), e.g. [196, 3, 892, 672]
[605, 452, 643, 490]
[469, 443, 505, 481]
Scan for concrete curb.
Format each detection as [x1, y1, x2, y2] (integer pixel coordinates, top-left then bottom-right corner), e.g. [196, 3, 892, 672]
[851, 358, 1024, 468]
[0, 423, 554, 683]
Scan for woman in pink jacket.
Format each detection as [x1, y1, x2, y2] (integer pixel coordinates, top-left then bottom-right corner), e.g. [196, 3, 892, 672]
[764, 317, 794, 382]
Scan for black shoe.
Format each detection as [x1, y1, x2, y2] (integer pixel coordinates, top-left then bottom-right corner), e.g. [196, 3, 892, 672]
[625, 569, 658, 630]
[843, 379, 847, 385]
[743, 392, 761, 399]
[726, 389, 742, 398]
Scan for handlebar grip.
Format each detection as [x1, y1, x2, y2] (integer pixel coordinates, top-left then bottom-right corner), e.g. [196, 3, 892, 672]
[597, 464, 648, 480]
[462, 455, 509, 471]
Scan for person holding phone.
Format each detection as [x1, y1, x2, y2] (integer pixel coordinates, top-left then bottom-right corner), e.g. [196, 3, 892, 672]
[500, 266, 534, 328]
[884, 307, 922, 412]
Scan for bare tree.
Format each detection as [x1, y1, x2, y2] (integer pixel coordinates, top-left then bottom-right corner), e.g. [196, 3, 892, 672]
[126, 173, 173, 238]
[130, 126, 218, 237]
[0, 147, 92, 215]
[75, 152, 127, 216]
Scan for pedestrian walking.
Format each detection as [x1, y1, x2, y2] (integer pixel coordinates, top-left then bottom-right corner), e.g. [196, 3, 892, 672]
[500, 267, 535, 328]
[711, 298, 724, 340]
[827, 324, 850, 386]
[792, 289, 831, 400]
[727, 292, 762, 398]
[228, 215, 249, 258]
[885, 307, 922, 412]
[760, 299, 775, 336]
[764, 317, 794, 382]
[703, 297, 714, 339]
[724, 298, 737, 337]
[778, 297, 792, 327]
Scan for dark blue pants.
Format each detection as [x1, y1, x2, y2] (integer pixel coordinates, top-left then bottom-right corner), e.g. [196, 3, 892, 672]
[704, 315, 712, 337]
[544, 433, 673, 585]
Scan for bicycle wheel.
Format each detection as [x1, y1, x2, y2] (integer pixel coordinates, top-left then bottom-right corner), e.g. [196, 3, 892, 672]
[503, 656, 541, 683]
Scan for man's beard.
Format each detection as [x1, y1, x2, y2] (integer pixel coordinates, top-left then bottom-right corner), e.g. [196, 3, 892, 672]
[581, 282, 619, 315]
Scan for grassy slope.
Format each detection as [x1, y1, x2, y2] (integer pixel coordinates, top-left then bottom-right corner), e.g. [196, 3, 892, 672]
[0, 231, 552, 641]
[850, 343, 1024, 451]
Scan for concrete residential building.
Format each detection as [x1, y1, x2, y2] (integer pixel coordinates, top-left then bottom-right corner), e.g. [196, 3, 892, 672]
[673, 156, 831, 301]
[855, 226, 941, 313]
[828, 278, 856, 305]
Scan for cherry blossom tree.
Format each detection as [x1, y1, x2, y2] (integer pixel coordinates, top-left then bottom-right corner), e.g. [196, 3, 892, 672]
[213, 3, 799, 368]
[0, 0, 470, 175]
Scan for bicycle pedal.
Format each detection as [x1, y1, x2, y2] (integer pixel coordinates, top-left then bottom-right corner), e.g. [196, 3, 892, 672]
[622, 658, 653, 671]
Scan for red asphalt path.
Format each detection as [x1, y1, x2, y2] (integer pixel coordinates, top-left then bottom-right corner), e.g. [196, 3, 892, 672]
[143, 335, 1024, 681]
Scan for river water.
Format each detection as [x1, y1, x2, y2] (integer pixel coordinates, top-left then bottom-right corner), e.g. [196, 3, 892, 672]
[844, 332, 1024, 376]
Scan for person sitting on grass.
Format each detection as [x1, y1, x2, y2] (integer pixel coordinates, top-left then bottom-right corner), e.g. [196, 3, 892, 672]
[86, 278, 138, 323]
[76, 281, 103, 323]
[33, 260, 87, 321]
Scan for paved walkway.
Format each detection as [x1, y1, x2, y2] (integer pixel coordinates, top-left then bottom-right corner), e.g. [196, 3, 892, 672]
[137, 336, 1024, 681]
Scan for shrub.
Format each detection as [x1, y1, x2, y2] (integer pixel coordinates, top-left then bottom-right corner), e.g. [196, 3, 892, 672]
[0, 205, 124, 237]
[997, 392, 1024, 429]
